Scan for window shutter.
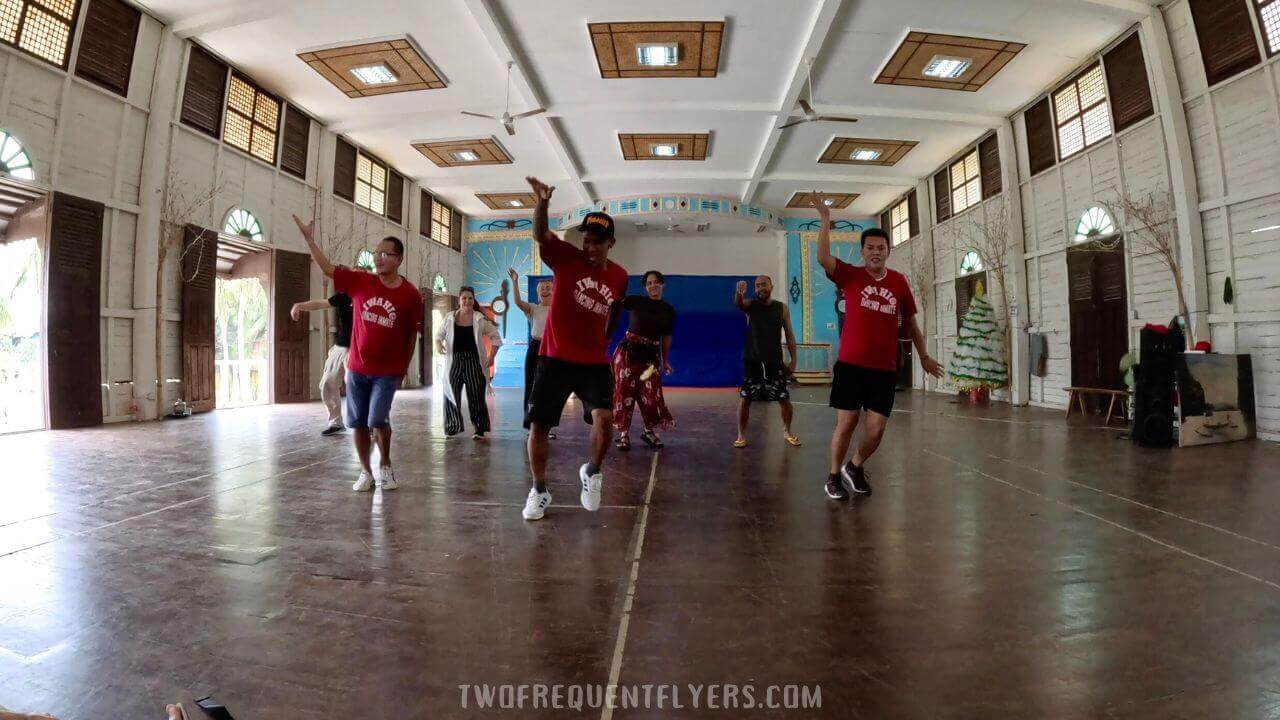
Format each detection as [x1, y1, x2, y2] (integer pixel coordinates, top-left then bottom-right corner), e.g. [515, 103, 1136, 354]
[279, 105, 310, 179]
[333, 137, 356, 201]
[1097, 250, 1127, 303]
[387, 170, 404, 223]
[1104, 33, 1155, 132]
[180, 46, 228, 139]
[451, 209, 463, 251]
[420, 190, 433, 238]
[979, 135, 1002, 200]
[74, 0, 141, 97]
[1188, 0, 1263, 86]
[47, 192, 105, 429]
[934, 170, 951, 223]
[1024, 97, 1056, 176]
[880, 209, 892, 233]
[1067, 251, 1095, 303]
[908, 189, 919, 237]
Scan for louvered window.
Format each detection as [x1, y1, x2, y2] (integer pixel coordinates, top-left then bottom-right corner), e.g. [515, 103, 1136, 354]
[1054, 65, 1111, 160]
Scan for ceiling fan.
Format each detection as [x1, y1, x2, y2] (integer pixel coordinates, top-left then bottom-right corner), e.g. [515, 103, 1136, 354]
[461, 61, 546, 136]
[666, 217, 685, 234]
[778, 58, 859, 131]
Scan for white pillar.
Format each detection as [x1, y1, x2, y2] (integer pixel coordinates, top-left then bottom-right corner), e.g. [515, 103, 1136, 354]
[1142, 11, 1209, 343]
[999, 120, 1031, 406]
[131, 30, 182, 420]
[913, 178, 938, 393]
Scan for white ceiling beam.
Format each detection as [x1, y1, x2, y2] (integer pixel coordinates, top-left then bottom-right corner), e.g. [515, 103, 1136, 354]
[419, 170, 917, 189]
[167, 0, 290, 38]
[459, 0, 593, 207]
[741, 0, 845, 204]
[1068, 0, 1157, 15]
[330, 102, 1000, 135]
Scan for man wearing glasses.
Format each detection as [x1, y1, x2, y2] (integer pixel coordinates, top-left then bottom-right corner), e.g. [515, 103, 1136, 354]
[294, 216, 422, 492]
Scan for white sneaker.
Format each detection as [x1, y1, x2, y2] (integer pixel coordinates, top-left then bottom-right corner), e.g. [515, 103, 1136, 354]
[352, 470, 374, 492]
[522, 488, 552, 520]
[379, 466, 397, 491]
[579, 464, 603, 511]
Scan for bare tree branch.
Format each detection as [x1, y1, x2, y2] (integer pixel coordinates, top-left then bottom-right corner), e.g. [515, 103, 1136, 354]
[1094, 189, 1191, 340]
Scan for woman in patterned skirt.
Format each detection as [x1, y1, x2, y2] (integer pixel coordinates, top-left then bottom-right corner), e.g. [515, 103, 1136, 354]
[612, 271, 676, 450]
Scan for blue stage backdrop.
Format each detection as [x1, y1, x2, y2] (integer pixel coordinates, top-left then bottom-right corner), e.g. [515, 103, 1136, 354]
[525, 274, 759, 388]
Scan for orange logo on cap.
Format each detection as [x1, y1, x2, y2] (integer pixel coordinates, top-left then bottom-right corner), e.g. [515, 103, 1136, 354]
[585, 216, 609, 229]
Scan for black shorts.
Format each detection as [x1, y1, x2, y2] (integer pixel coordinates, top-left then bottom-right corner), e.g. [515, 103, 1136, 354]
[527, 357, 614, 427]
[740, 359, 790, 402]
[829, 362, 897, 417]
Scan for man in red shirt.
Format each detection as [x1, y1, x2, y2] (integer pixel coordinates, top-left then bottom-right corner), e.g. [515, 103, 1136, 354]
[814, 196, 943, 500]
[293, 215, 422, 493]
[521, 176, 629, 521]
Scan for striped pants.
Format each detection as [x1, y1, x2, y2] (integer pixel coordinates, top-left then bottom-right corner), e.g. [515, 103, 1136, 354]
[444, 350, 490, 435]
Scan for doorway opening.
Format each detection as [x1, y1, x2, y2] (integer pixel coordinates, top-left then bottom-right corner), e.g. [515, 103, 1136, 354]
[214, 212, 272, 409]
[0, 236, 43, 433]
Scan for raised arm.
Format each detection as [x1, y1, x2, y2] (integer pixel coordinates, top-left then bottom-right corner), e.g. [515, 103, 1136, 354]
[908, 314, 943, 378]
[734, 280, 752, 312]
[482, 318, 502, 369]
[782, 304, 798, 374]
[289, 299, 331, 322]
[526, 176, 558, 246]
[507, 268, 532, 315]
[812, 193, 838, 277]
[293, 215, 334, 278]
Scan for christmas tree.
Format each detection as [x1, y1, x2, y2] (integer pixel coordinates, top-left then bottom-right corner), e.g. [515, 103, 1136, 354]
[948, 286, 1009, 391]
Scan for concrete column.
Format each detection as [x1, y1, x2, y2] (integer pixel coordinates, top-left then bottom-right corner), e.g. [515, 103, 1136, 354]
[131, 30, 182, 420]
[1142, 11, 1210, 343]
[913, 178, 938, 393]
[998, 120, 1031, 406]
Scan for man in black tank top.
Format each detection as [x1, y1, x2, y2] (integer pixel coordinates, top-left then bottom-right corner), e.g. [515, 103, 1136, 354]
[733, 275, 801, 448]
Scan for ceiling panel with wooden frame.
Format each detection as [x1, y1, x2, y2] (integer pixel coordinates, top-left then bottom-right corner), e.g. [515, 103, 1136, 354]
[618, 133, 709, 161]
[787, 191, 859, 209]
[589, 21, 725, 79]
[475, 192, 538, 211]
[298, 37, 446, 97]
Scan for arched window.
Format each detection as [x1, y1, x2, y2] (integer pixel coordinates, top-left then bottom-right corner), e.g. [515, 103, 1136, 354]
[1074, 206, 1117, 244]
[960, 250, 984, 276]
[0, 130, 35, 181]
[224, 208, 263, 241]
[355, 249, 375, 271]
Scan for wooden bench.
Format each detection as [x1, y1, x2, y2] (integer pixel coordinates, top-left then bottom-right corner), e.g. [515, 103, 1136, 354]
[1065, 387, 1131, 426]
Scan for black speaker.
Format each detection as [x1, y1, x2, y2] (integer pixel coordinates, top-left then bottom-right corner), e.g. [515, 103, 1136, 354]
[1132, 326, 1181, 447]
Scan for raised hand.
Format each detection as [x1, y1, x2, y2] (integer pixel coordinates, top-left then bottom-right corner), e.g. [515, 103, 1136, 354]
[290, 302, 303, 322]
[526, 176, 555, 202]
[811, 192, 831, 219]
[292, 214, 315, 242]
[736, 280, 748, 295]
[508, 268, 518, 282]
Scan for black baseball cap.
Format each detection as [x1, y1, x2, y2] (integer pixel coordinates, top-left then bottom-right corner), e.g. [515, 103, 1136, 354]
[578, 211, 615, 239]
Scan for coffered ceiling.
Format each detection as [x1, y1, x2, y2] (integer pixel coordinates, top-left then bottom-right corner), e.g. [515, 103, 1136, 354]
[136, 0, 1159, 217]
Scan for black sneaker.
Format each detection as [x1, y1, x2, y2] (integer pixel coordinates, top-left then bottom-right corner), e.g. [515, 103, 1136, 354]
[320, 424, 345, 437]
[825, 475, 849, 501]
[841, 462, 872, 495]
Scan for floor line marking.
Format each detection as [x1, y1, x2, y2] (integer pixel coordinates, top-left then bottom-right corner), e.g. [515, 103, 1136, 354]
[986, 454, 1280, 554]
[601, 452, 660, 720]
[924, 449, 1280, 593]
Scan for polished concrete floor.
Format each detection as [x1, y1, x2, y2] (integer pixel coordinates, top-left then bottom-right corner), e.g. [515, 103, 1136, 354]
[1, 386, 1279, 719]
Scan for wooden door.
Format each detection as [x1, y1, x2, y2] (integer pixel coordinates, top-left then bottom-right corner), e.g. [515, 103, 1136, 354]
[181, 225, 217, 413]
[47, 192, 104, 429]
[419, 287, 434, 386]
[1068, 245, 1128, 392]
[272, 250, 311, 403]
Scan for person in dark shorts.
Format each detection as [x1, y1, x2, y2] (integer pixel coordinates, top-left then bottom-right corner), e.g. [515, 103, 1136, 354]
[734, 275, 801, 449]
[294, 215, 422, 493]
[291, 292, 353, 436]
[521, 176, 629, 521]
[611, 270, 676, 450]
[508, 267, 556, 438]
[813, 195, 942, 500]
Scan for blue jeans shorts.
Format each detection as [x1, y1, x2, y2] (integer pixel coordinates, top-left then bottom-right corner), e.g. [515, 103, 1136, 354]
[345, 371, 401, 429]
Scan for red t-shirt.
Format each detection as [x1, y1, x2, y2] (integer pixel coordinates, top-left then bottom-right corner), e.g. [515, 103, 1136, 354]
[333, 266, 422, 377]
[539, 236, 629, 365]
[828, 260, 917, 371]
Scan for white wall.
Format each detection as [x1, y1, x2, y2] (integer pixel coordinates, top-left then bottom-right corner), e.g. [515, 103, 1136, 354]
[606, 231, 786, 283]
[1165, 0, 1280, 440]
[0, 8, 465, 423]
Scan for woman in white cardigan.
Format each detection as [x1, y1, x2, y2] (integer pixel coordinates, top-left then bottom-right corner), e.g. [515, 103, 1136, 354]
[436, 287, 502, 438]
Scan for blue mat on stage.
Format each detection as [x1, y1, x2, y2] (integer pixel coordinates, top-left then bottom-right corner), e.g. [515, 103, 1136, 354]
[528, 274, 756, 388]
